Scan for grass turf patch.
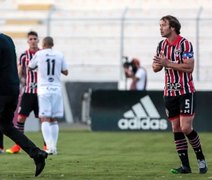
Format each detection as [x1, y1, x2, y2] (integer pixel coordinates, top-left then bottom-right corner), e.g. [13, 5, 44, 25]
[1, 130, 211, 180]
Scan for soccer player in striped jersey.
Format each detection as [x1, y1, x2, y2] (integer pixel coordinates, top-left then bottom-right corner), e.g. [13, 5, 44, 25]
[6, 31, 46, 154]
[152, 15, 207, 174]
[29, 36, 68, 155]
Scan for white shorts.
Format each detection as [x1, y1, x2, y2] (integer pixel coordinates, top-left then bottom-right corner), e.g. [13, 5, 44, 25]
[38, 87, 64, 118]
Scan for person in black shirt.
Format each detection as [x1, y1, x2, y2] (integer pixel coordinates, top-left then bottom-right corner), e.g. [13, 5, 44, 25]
[0, 33, 48, 177]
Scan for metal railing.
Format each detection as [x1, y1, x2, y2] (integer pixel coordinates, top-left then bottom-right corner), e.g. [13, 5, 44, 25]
[1, 7, 212, 84]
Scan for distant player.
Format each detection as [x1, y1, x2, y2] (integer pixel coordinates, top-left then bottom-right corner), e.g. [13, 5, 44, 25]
[152, 15, 207, 174]
[29, 36, 68, 155]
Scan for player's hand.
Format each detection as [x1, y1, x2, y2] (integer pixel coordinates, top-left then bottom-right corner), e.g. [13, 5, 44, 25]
[152, 61, 163, 72]
[153, 51, 170, 67]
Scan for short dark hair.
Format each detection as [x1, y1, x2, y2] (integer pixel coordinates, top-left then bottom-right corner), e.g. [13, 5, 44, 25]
[27, 31, 38, 37]
[160, 15, 181, 35]
[43, 36, 54, 48]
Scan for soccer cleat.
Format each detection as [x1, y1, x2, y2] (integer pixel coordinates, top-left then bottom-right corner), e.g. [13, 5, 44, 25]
[45, 148, 57, 155]
[170, 166, 192, 174]
[6, 144, 21, 154]
[34, 150, 48, 177]
[0, 148, 4, 153]
[198, 159, 208, 174]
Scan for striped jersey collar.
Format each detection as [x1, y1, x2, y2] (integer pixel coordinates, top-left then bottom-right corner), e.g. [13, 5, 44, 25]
[28, 48, 39, 54]
[165, 35, 182, 46]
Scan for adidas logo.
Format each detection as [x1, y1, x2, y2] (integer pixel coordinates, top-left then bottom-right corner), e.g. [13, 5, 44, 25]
[118, 95, 168, 130]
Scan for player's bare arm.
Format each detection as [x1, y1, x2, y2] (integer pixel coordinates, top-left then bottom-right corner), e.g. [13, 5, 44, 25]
[61, 70, 68, 76]
[166, 58, 194, 73]
[17, 64, 23, 79]
[154, 55, 194, 73]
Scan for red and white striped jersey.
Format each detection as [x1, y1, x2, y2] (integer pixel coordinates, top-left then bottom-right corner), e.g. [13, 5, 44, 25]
[156, 35, 195, 96]
[18, 49, 39, 94]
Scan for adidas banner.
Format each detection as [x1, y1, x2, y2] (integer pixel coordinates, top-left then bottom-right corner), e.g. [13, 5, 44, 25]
[91, 90, 212, 132]
[91, 90, 170, 131]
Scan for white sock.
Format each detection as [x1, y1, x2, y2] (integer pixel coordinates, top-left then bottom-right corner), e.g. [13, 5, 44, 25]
[50, 121, 59, 150]
[41, 122, 52, 150]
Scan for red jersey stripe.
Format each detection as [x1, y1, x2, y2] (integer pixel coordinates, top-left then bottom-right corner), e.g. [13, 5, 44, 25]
[18, 49, 39, 94]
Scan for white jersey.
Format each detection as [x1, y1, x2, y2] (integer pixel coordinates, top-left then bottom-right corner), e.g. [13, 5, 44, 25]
[29, 48, 68, 94]
[135, 67, 147, 90]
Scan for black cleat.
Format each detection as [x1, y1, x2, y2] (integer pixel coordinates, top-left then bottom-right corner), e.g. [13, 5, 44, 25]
[198, 159, 208, 174]
[170, 166, 191, 174]
[34, 150, 48, 177]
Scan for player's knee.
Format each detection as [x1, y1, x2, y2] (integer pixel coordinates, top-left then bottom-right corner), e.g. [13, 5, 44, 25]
[171, 124, 181, 132]
[181, 126, 192, 134]
[50, 118, 57, 122]
[17, 115, 27, 123]
[41, 117, 51, 122]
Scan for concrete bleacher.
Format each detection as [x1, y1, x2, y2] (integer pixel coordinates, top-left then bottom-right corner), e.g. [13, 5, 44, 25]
[0, 0, 212, 90]
[17, 3, 53, 11]
[0, 0, 52, 38]
[6, 19, 42, 25]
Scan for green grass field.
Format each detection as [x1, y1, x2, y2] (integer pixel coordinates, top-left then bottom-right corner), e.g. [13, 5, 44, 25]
[0, 129, 211, 180]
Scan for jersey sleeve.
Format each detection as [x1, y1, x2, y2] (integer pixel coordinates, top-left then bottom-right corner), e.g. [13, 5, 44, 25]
[182, 40, 194, 60]
[18, 52, 26, 66]
[156, 45, 160, 56]
[156, 40, 163, 56]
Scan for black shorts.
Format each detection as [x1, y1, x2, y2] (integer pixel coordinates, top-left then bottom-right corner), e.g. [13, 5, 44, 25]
[18, 93, 39, 118]
[164, 93, 195, 120]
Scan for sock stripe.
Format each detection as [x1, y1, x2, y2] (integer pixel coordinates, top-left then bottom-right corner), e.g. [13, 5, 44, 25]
[189, 136, 199, 144]
[174, 132, 190, 168]
[175, 139, 188, 151]
[175, 138, 187, 143]
[186, 130, 205, 160]
[189, 136, 201, 148]
[16, 122, 25, 133]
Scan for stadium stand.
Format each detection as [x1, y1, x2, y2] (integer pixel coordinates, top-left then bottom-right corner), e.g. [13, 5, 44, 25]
[6, 19, 42, 25]
[17, 3, 53, 11]
[0, 0, 212, 90]
[0, 0, 52, 38]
